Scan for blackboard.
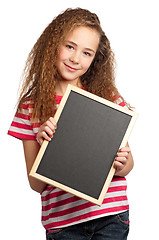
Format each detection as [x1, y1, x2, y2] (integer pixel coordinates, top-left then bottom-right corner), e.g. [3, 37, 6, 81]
[30, 84, 137, 206]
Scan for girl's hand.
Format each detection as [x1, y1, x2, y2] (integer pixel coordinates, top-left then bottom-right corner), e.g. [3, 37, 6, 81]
[37, 117, 57, 145]
[114, 147, 131, 173]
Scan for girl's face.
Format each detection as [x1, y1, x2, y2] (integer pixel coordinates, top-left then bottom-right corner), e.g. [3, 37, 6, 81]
[56, 26, 100, 84]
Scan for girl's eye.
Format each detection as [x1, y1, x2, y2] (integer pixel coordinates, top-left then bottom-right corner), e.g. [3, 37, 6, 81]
[66, 45, 74, 50]
[83, 52, 91, 56]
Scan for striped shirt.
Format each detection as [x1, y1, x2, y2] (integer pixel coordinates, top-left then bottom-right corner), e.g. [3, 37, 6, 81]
[8, 94, 129, 230]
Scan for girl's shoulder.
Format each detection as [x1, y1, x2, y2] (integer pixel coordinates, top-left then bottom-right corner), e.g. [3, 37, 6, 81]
[16, 98, 36, 124]
[8, 98, 39, 141]
[19, 98, 34, 110]
[113, 95, 126, 108]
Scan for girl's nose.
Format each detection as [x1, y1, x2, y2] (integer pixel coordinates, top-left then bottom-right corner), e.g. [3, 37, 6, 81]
[69, 51, 80, 64]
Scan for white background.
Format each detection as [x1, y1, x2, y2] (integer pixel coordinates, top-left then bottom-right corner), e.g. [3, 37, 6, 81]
[1, 0, 159, 239]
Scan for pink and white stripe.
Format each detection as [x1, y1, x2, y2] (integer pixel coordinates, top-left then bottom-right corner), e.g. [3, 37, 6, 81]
[8, 94, 129, 230]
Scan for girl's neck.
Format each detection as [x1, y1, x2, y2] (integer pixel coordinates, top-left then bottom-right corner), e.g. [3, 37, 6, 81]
[55, 79, 83, 96]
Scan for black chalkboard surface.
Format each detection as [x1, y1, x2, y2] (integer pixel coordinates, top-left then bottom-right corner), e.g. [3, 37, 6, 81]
[30, 85, 137, 205]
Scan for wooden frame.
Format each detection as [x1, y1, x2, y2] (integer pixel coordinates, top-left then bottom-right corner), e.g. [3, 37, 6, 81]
[30, 84, 137, 206]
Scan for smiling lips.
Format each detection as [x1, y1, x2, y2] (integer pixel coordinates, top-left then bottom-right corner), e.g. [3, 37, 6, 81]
[64, 63, 79, 72]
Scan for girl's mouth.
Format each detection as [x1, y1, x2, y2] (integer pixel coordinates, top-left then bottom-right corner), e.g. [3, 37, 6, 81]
[64, 63, 79, 72]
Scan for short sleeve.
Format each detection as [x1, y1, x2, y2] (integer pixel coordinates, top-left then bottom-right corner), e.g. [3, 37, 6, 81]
[113, 95, 127, 108]
[8, 101, 38, 141]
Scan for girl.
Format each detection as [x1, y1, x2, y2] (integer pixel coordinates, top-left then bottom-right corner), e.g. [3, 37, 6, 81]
[8, 8, 134, 240]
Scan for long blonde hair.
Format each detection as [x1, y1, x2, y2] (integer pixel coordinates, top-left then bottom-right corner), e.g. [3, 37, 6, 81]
[18, 8, 122, 122]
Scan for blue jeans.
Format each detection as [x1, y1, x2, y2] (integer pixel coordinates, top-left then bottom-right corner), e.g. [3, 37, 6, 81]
[46, 210, 129, 240]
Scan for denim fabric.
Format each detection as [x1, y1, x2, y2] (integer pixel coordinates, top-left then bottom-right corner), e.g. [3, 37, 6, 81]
[46, 210, 129, 240]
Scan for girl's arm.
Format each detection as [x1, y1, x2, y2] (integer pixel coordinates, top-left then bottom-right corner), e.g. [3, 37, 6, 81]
[22, 139, 47, 193]
[23, 117, 57, 193]
[114, 142, 134, 177]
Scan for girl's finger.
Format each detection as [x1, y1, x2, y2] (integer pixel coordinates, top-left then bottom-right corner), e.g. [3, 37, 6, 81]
[114, 161, 123, 171]
[38, 137, 44, 146]
[115, 157, 127, 164]
[119, 147, 130, 153]
[37, 131, 52, 144]
[49, 117, 57, 128]
[42, 126, 54, 138]
[44, 120, 56, 133]
[116, 151, 128, 158]
[41, 131, 52, 141]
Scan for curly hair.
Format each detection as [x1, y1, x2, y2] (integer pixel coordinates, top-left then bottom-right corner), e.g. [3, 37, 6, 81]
[18, 8, 123, 122]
